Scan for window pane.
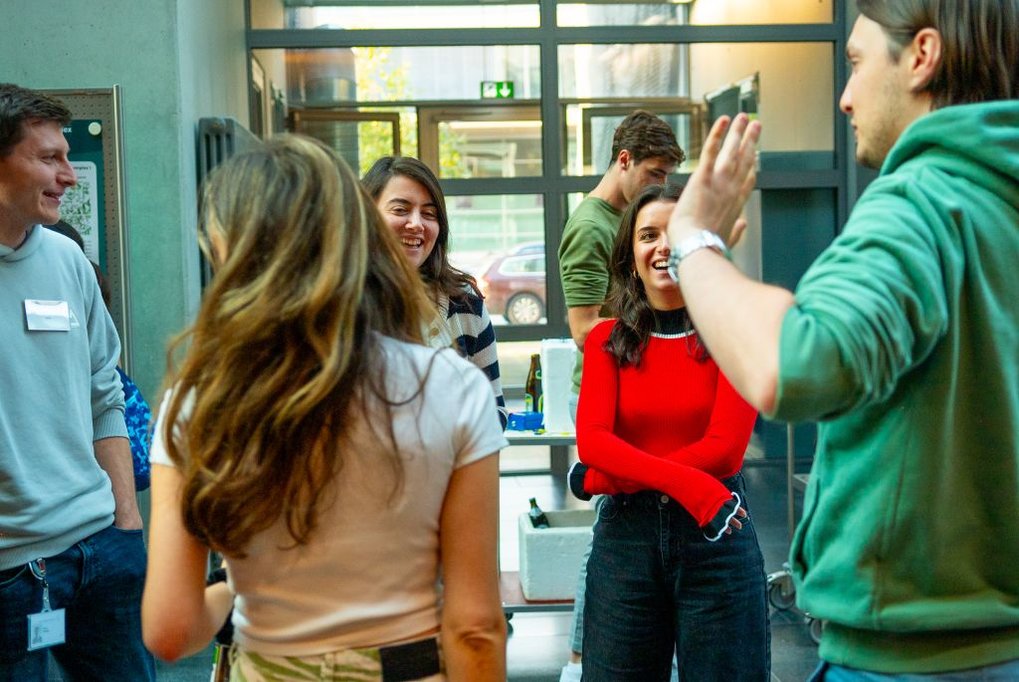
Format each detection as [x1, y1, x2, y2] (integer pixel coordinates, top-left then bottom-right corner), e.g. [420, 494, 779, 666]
[564, 106, 702, 175]
[447, 195, 546, 326]
[285, 106, 419, 174]
[558, 3, 685, 27]
[566, 192, 585, 216]
[292, 116, 392, 173]
[255, 46, 540, 106]
[559, 42, 834, 172]
[761, 188, 838, 289]
[689, 43, 833, 156]
[559, 43, 686, 100]
[557, 1, 832, 26]
[438, 119, 542, 179]
[252, 2, 540, 30]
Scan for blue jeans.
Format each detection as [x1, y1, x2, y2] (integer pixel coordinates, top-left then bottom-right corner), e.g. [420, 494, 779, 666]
[569, 499, 598, 654]
[567, 391, 586, 653]
[810, 660, 1019, 681]
[0, 524, 155, 681]
[582, 474, 770, 682]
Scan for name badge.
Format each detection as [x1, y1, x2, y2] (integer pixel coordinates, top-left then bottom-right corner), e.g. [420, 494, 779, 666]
[24, 300, 71, 332]
[27, 609, 66, 651]
[26, 558, 66, 651]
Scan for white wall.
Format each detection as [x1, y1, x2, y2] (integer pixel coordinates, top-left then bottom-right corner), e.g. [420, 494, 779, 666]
[1, 0, 248, 398]
[690, 0, 833, 25]
[689, 0, 835, 152]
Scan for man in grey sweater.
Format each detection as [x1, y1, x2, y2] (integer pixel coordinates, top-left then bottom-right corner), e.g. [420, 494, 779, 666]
[0, 83, 153, 680]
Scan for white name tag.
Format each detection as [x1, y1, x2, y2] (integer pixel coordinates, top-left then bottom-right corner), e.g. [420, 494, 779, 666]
[24, 300, 70, 332]
[27, 608, 66, 651]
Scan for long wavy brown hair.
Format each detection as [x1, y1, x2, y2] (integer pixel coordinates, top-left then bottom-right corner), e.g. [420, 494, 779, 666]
[161, 134, 432, 556]
[605, 183, 707, 368]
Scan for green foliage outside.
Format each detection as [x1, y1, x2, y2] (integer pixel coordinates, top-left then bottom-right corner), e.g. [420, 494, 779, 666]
[352, 46, 464, 177]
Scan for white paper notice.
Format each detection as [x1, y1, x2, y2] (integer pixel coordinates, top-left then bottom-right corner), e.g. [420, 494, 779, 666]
[63, 161, 101, 262]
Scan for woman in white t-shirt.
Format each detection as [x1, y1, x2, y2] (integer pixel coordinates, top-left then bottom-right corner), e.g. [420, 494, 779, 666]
[141, 134, 508, 681]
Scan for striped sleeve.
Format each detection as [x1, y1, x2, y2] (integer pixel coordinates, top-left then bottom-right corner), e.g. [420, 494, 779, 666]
[447, 292, 508, 429]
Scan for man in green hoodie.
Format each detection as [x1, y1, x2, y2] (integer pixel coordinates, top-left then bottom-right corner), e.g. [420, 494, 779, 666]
[664, 0, 1019, 679]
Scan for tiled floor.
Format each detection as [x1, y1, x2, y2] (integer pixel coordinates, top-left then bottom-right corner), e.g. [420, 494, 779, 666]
[52, 452, 820, 681]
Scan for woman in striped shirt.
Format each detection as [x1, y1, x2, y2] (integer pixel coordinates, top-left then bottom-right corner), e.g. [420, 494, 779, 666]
[363, 156, 507, 428]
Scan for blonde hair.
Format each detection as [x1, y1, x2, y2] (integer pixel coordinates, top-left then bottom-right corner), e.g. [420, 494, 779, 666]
[162, 134, 432, 556]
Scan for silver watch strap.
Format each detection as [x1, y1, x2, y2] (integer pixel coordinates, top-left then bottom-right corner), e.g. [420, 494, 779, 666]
[667, 230, 730, 282]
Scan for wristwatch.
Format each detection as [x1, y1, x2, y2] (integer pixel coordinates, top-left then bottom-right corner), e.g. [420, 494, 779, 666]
[667, 230, 730, 282]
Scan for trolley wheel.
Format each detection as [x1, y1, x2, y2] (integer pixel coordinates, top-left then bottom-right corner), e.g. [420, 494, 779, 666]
[806, 615, 823, 645]
[767, 577, 796, 611]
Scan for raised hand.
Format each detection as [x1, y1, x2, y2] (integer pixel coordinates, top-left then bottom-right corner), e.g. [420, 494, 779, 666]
[668, 114, 762, 247]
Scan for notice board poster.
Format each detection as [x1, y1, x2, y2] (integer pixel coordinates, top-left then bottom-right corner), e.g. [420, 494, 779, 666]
[61, 120, 106, 269]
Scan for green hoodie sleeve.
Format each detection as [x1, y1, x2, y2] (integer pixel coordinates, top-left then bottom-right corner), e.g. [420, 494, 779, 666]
[772, 178, 951, 422]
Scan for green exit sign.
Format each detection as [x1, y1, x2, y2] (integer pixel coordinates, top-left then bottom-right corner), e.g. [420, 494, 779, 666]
[480, 80, 515, 99]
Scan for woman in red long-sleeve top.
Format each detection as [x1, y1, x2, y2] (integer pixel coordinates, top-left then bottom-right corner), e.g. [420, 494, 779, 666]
[570, 184, 770, 681]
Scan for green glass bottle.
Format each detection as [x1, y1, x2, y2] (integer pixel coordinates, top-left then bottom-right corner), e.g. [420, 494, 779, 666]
[528, 497, 550, 528]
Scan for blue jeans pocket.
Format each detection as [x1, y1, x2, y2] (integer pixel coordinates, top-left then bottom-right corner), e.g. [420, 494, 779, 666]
[597, 496, 620, 522]
[110, 527, 144, 539]
[87, 525, 148, 588]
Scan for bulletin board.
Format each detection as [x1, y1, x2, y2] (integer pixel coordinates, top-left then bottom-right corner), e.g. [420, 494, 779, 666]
[42, 87, 132, 372]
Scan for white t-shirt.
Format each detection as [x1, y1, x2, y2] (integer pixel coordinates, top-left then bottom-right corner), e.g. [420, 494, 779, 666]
[151, 336, 507, 656]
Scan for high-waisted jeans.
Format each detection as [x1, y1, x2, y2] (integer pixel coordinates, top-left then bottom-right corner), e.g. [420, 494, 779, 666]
[582, 473, 771, 682]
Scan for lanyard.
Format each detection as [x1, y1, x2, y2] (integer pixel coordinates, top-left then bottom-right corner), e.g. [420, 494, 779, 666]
[27, 558, 52, 612]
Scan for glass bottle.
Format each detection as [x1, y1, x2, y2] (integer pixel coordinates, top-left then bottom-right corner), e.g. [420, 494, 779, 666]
[524, 353, 543, 413]
[528, 497, 550, 528]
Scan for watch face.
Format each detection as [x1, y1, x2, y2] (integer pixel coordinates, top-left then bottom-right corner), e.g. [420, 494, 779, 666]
[675, 230, 729, 264]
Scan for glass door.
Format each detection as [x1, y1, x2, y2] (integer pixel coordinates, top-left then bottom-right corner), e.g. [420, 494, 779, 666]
[290, 109, 402, 174]
[417, 104, 542, 179]
[418, 105, 547, 327]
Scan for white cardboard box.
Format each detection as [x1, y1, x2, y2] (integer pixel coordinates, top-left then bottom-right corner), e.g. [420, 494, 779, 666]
[517, 509, 595, 600]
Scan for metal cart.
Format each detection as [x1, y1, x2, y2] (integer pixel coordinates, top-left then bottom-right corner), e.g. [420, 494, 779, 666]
[766, 424, 823, 644]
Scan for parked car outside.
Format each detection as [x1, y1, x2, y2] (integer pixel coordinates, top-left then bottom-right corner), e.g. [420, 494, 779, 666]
[478, 242, 546, 325]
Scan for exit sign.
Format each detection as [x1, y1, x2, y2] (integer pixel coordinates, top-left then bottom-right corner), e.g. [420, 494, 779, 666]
[480, 80, 515, 99]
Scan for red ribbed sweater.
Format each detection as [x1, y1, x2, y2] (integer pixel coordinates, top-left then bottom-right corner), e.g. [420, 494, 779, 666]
[576, 319, 757, 527]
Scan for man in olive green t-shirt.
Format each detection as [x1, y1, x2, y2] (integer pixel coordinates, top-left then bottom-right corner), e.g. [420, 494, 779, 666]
[558, 110, 685, 407]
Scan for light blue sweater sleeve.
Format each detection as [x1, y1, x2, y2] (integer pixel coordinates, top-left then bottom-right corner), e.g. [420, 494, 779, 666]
[87, 279, 127, 441]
